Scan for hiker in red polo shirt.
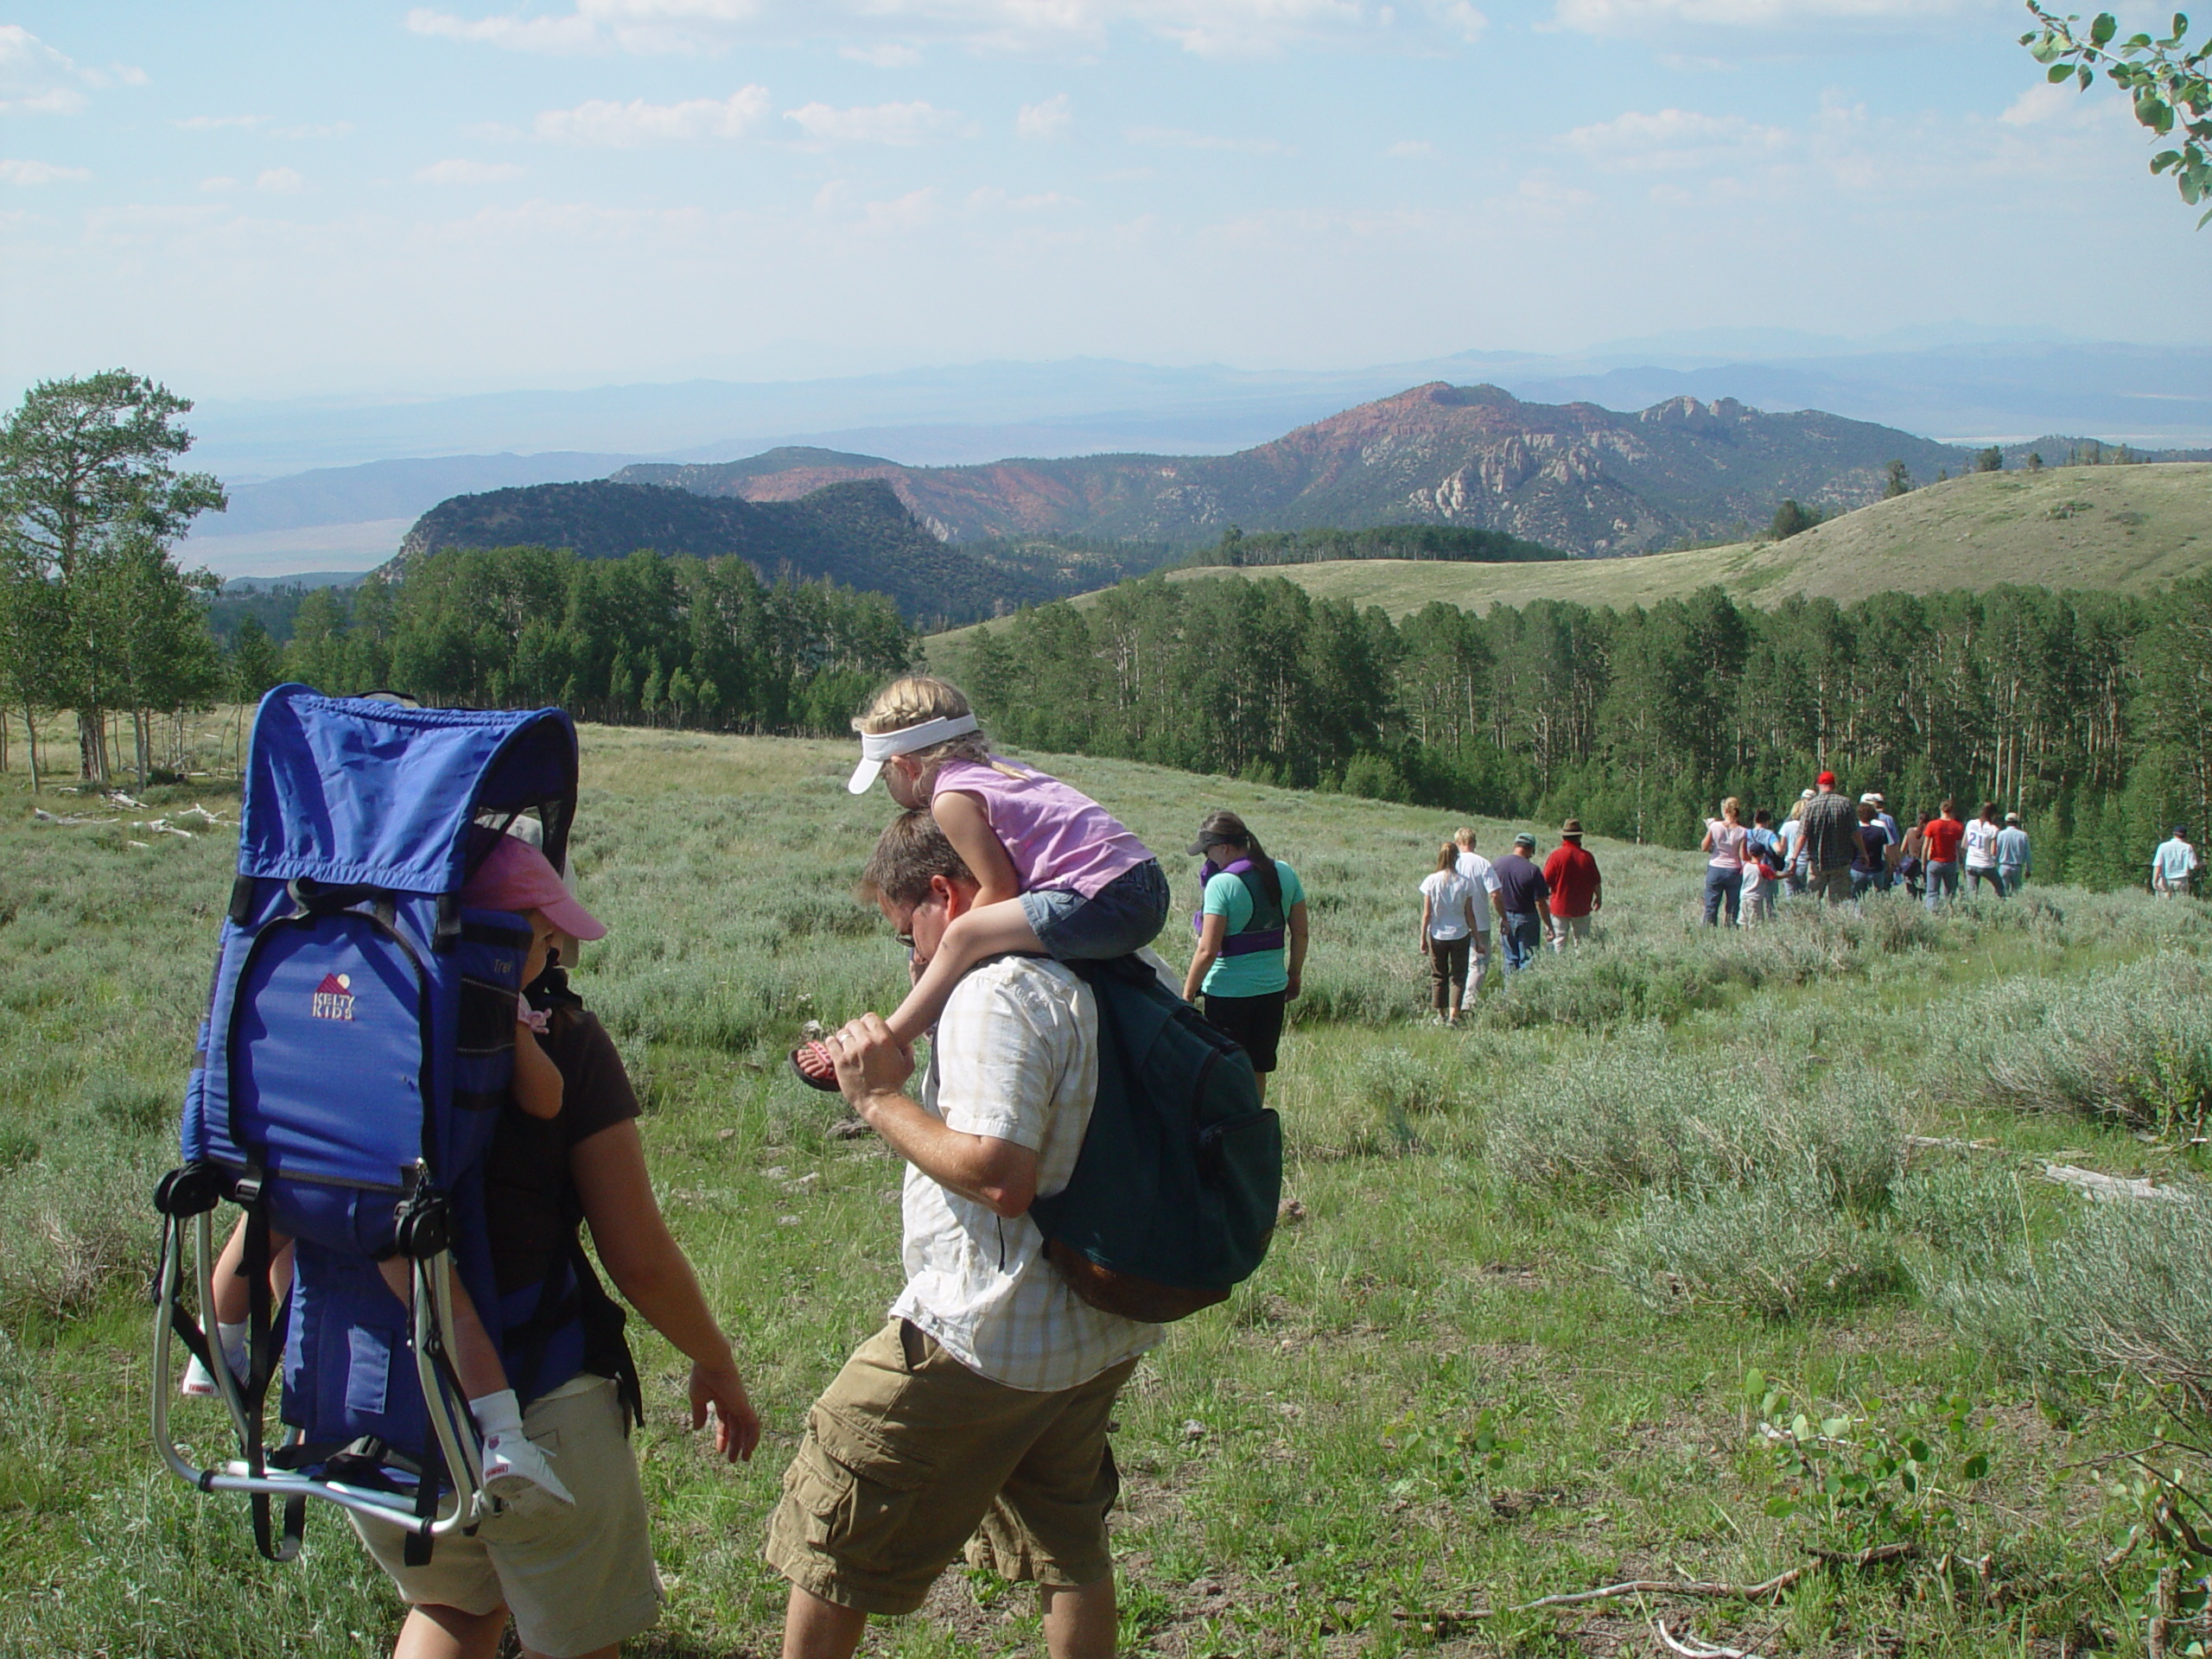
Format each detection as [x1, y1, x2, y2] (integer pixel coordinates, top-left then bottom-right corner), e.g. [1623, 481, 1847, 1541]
[1541, 819, 1602, 950]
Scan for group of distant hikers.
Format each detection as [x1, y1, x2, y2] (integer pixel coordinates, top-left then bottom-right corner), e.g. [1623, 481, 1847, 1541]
[175, 673, 1301, 1659]
[1414, 823, 1602, 1024]
[1694, 773, 2201, 925]
[1693, 772, 2034, 920]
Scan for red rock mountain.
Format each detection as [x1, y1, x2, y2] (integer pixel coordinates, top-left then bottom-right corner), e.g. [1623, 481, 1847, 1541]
[617, 383, 1968, 555]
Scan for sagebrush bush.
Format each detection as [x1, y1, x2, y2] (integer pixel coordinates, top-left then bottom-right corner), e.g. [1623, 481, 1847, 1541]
[1936, 952, 2212, 1135]
[1610, 1172, 1904, 1320]
[1888, 1153, 2031, 1287]
[1934, 1192, 2212, 1408]
[1484, 1031, 1900, 1210]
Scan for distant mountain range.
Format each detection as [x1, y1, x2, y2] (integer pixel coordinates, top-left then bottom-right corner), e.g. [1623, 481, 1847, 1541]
[607, 384, 1971, 556]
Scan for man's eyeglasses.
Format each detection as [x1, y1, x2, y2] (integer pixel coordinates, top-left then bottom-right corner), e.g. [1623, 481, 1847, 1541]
[893, 930, 915, 950]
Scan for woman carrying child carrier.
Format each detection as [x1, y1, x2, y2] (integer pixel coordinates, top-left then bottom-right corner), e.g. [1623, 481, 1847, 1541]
[349, 838, 761, 1659]
[1180, 810, 1310, 1103]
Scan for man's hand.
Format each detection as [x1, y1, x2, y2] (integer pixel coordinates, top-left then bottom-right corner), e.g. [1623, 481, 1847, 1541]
[830, 1013, 915, 1109]
[690, 1357, 761, 1462]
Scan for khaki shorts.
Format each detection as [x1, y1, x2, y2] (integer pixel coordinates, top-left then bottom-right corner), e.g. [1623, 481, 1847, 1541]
[764, 1319, 1139, 1617]
[350, 1376, 660, 1659]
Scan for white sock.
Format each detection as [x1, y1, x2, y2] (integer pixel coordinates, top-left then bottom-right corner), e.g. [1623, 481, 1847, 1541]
[181, 1320, 253, 1397]
[468, 1388, 524, 1440]
[468, 1389, 574, 1505]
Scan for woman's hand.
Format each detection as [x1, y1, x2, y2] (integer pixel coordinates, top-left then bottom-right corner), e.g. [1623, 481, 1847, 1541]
[690, 1356, 761, 1463]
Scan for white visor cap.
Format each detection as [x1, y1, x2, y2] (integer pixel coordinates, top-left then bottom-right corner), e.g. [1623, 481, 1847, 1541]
[846, 714, 982, 794]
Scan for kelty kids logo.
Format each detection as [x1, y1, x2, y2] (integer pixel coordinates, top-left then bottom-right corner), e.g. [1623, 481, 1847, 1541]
[312, 973, 356, 1021]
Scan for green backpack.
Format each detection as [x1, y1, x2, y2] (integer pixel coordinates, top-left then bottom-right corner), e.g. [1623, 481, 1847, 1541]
[1029, 955, 1283, 1323]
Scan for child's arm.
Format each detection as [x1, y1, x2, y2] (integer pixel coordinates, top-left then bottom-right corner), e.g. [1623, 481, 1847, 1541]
[511, 1020, 563, 1120]
[931, 789, 1022, 906]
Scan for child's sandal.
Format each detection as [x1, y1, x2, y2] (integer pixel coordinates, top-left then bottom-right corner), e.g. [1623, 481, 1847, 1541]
[789, 1040, 841, 1092]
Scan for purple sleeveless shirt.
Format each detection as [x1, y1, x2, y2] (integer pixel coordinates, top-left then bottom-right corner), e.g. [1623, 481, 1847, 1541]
[931, 757, 1153, 899]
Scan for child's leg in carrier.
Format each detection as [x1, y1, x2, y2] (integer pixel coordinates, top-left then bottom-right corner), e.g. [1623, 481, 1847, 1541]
[183, 1217, 296, 1396]
[372, 1258, 573, 1504]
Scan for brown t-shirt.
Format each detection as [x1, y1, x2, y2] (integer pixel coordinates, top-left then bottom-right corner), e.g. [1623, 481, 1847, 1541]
[480, 1005, 639, 1297]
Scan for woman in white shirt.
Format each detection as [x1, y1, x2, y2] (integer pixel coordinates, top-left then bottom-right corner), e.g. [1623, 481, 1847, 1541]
[1963, 800, 2006, 899]
[1700, 797, 1748, 927]
[1418, 842, 1482, 1026]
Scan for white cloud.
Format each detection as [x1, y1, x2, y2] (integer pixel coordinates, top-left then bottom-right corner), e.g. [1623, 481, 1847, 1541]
[785, 100, 972, 145]
[416, 158, 529, 183]
[0, 158, 90, 186]
[1018, 93, 1072, 141]
[404, 1, 1500, 59]
[1564, 107, 1789, 169]
[1388, 138, 1433, 157]
[1553, 0, 2003, 34]
[2000, 82, 2098, 127]
[405, 7, 601, 53]
[863, 186, 940, 230]
[200, 176, 239, 192]
[842, 40, 924, 66]
[0, 25, 141, 113]
[1127, 125, 1288, 155]
[967, 185, 1077, 212]
[257, 167, 308, 193]
[536, 87, 772, 144]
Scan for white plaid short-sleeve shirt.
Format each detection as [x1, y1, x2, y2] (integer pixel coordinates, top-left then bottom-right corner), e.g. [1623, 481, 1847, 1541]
[888, 955, 1163, 1393]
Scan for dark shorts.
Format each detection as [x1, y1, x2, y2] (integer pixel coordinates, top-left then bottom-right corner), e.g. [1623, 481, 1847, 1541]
[1020, 860, 1170, 962]
[1203, 989, 1286, 1073]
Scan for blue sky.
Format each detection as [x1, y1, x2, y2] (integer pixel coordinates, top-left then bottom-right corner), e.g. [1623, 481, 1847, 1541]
[2, 1, 2205, 402]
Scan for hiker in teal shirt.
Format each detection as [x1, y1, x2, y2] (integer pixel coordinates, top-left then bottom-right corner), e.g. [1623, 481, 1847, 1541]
[1179, 810, 1309, 1103]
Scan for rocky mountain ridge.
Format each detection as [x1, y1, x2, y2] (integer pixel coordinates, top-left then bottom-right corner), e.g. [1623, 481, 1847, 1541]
[616, 383, 1973, 555]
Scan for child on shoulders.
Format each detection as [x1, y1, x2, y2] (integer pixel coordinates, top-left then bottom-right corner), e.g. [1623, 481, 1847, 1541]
[792, 675, 1166, 1086]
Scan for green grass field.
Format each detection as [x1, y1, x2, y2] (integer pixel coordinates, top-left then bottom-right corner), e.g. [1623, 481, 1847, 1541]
[7, 721, 2212, 1656]
[931, 464, 2212, 645]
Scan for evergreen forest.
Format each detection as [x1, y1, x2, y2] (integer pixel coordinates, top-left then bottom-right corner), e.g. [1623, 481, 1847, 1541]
[946, 572, 2212, 891]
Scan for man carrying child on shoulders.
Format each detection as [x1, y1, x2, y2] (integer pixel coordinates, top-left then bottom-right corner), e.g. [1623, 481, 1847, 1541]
[765, 810, 1162, 1659]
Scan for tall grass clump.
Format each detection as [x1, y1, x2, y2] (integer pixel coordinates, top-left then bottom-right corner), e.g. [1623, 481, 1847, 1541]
[1934, 951, 2212, 1136]
[1610, 1171, 1904, 1320]
[0, 1128, 168, 1319]
[1484, 1030, 1900, 1209]
[1935, 1193, 2212, 1410]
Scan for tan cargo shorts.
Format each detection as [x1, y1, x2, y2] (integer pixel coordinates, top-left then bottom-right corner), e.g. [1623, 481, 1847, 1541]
[764, 1319, 1140, 1617]
[350, 1375, 660, 1659]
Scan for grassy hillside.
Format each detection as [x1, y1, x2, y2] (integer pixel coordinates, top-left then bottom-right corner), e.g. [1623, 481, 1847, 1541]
[932, 462, 2212, 643]
[12, 721, 2212, 1655]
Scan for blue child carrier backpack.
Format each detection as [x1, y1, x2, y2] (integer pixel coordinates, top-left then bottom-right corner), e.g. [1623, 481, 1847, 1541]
[152, 685, 629, 1562]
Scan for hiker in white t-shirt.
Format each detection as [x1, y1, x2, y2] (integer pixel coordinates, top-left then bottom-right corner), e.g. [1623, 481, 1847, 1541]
[1963, 801, 2006, 899]
[1420, 842, 1482, 1026]
[1452, 826, 1503, 998]
[2152, 826, 2199, 897]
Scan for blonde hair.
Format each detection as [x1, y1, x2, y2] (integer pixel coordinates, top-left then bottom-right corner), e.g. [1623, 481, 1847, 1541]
[1453, 825, 1477, 849]
[854, 675, 1013, 785]
[1435, 842, 1459, 874]
[1720, 797, 1741, 822]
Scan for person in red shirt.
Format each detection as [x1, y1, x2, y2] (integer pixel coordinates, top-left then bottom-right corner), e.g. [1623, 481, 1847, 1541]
[1541, 818, 1603, 950]
[1920, 798, 1966, 911]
